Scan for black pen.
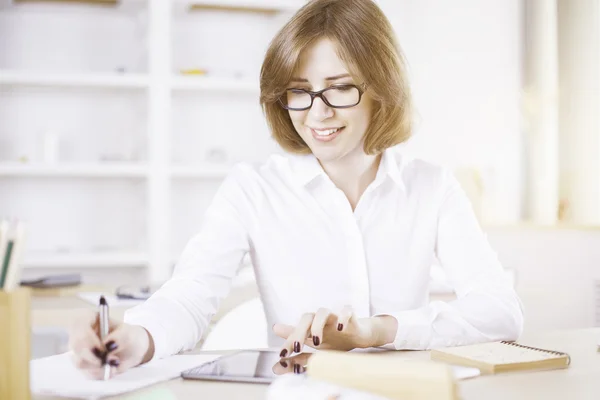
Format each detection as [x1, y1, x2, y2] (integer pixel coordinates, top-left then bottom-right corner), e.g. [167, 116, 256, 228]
[99, 296, 110, 380]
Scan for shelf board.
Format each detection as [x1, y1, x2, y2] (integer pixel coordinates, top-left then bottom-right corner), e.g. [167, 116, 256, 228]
[171, 164, 231, 179]
[23, 251, 149, 269]
[171, 76, 259, 93]
[482, 222, 600, 231]
[13, 0, 118, 4]
[0, 163, 148, 178]
[186, 0, 303, 14]
[0, 70, 149, 89]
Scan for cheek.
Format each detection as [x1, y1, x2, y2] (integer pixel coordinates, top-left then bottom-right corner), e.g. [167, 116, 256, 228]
[288, 111, 308, 133]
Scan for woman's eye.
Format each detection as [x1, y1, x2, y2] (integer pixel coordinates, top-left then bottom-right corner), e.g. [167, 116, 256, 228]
[334, 85, 354, 92]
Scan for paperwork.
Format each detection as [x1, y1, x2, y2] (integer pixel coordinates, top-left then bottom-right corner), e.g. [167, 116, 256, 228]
[31, 352, 220, 399]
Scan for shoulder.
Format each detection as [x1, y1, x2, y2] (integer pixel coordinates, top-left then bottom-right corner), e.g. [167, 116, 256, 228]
[387, 147, 453, 195]
[219, 153, 294, 197]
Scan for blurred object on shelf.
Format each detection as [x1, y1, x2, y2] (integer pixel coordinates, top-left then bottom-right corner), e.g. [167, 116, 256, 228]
[99, 154, 131, 162]
[558, 198, 571, 222]
[188, 3, 280, 15]
[39, 131, 61, 164]
[180, 68, 208, 76]
[21, 273, 81, 289]
[18, 156, 29, 164]
[206, 147, 228, 164]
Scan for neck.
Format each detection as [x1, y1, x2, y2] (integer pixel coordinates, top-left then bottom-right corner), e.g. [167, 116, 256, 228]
[319, 149, 382, 210]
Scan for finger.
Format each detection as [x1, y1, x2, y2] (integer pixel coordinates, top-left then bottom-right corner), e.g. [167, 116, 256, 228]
[336, 305, 354, 332]
[310, 308, 336, 347]
[101, 324, 129, 357]
[280, 313, 314, 357]
[71, 351, 103, 371]
[272, 323, 294, 340]
[271, 358, 293, 375]
[68, 329, 106, 366]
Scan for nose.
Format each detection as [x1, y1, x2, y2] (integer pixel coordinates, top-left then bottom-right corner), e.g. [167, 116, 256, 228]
[308, 96, 334, 121]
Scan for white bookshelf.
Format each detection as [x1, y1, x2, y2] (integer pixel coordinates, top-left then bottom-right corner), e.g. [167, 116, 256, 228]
[0, 163, 148, 178]
[171, 164, 230, 179]
[0, 0, 302, 282]
[23, 251, 148, 269]
[171, 76, 258, 93]
[0, 70, 150, 89]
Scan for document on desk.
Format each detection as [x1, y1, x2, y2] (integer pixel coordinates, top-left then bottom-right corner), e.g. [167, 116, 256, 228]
[31, 352, 220, 399]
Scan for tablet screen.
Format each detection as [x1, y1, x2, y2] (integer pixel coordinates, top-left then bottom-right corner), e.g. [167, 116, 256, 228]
[181, 350, 312, 383]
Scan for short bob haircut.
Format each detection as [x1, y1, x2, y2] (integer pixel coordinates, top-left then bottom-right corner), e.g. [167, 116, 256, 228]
[260, 0, 412, 155]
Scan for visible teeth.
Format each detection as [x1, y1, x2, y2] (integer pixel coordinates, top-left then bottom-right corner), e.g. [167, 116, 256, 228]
[313, 128, 340, 136]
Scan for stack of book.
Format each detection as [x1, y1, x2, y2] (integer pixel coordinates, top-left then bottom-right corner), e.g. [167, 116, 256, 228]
[0, 220, 26, 291]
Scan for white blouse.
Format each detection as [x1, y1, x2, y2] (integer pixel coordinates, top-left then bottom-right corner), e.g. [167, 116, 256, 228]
[125, 147, 524, 360]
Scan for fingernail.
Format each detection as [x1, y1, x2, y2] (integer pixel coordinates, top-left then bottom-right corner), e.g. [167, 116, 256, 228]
[337, 323, 343, 331]
[105, 341, 118, 352]
[294, 364, 300, 374]
[92, 347, 104, 360]
[108, 359, 120, 367]
[294, 341, 301, 353]
[279, 349, 288, 358]
[313, 336, 320, 346]
[280, 360, 288, 368]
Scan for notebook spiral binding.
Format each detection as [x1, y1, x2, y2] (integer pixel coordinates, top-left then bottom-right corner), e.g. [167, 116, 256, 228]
[500, 341, 571, 365]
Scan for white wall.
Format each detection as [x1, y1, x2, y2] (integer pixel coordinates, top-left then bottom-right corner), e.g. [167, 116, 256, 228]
[380, 0, 524, 225]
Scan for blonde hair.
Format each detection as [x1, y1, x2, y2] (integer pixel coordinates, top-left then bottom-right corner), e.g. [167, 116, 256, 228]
[260, 0, 412, 155]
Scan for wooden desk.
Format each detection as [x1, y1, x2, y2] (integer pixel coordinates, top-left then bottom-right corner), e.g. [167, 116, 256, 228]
[31, 296, 600, 400]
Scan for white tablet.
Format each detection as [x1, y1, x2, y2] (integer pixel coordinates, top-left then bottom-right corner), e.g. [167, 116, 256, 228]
[181, 349, 311, 384]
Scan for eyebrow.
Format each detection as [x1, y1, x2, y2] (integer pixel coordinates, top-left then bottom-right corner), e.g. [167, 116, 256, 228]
[290, 73, 352, 82]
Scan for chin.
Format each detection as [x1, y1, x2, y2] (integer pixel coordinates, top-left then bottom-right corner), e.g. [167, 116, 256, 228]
[308, 145, 347, 163]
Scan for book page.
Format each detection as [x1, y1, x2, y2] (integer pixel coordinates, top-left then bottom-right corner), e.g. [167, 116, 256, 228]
[437, 342, 564, 365]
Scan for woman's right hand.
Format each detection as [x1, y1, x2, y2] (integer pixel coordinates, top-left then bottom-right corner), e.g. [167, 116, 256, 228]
[68, 311, 154, 379]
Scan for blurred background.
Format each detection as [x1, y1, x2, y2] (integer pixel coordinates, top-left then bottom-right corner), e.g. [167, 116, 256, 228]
[0, 0, 599, 347]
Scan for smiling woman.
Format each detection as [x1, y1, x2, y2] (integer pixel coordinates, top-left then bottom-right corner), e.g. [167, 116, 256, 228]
[260, 0, 412, 157]
[67, 0, 524, 379]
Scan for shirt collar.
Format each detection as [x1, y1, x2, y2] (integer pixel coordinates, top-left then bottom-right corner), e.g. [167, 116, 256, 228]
[377, 146, 406, 191]
[287, 146, 407, 191]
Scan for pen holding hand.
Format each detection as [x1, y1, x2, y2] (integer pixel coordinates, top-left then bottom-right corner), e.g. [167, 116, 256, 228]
[68, 297, 155, 380]
[99, 296, 111, 380]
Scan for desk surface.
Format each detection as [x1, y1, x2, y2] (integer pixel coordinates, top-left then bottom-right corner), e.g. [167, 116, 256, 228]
[31, 296, 600, 400]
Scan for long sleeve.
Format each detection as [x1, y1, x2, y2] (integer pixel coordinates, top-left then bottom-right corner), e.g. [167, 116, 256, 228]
[124, 168, 250, 360]
[387, 169, 524, 349]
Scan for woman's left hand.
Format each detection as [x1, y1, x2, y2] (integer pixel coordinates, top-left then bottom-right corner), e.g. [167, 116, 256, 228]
[272, 306, 398, 357]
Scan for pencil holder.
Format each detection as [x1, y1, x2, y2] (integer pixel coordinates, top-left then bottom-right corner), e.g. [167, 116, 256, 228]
[0, 287, 31, 400]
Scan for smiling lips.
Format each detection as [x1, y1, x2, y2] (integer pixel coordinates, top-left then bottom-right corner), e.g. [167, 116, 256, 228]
[310, 126, 345, 142]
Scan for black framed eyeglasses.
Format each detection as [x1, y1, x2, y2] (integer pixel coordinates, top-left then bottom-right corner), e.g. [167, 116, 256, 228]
[278, 83, 367, 111]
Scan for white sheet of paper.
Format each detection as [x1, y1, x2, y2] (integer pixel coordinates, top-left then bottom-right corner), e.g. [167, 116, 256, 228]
[77, 292, 144, 307]
[31, 352, 220, 399]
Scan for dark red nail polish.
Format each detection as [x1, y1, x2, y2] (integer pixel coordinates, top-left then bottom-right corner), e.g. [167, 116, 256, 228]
[313, 336, 320, 346]
[279, 349, 288, 358]
[280, 360, 288, 368]
[337, 323, 343, 331]
[105, 341, 118, 352]
[109, 359, 120, 367]
[294, 341, 301, 353]
[92, 347, 104, 360]
[294, 364, 300, 374]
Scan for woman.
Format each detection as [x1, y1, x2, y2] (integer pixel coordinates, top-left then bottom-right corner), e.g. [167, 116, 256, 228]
[69, 0, 523, 378]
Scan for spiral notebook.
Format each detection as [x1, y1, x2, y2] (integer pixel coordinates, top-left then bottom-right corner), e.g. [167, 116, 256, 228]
[430, 341, 570, 375]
